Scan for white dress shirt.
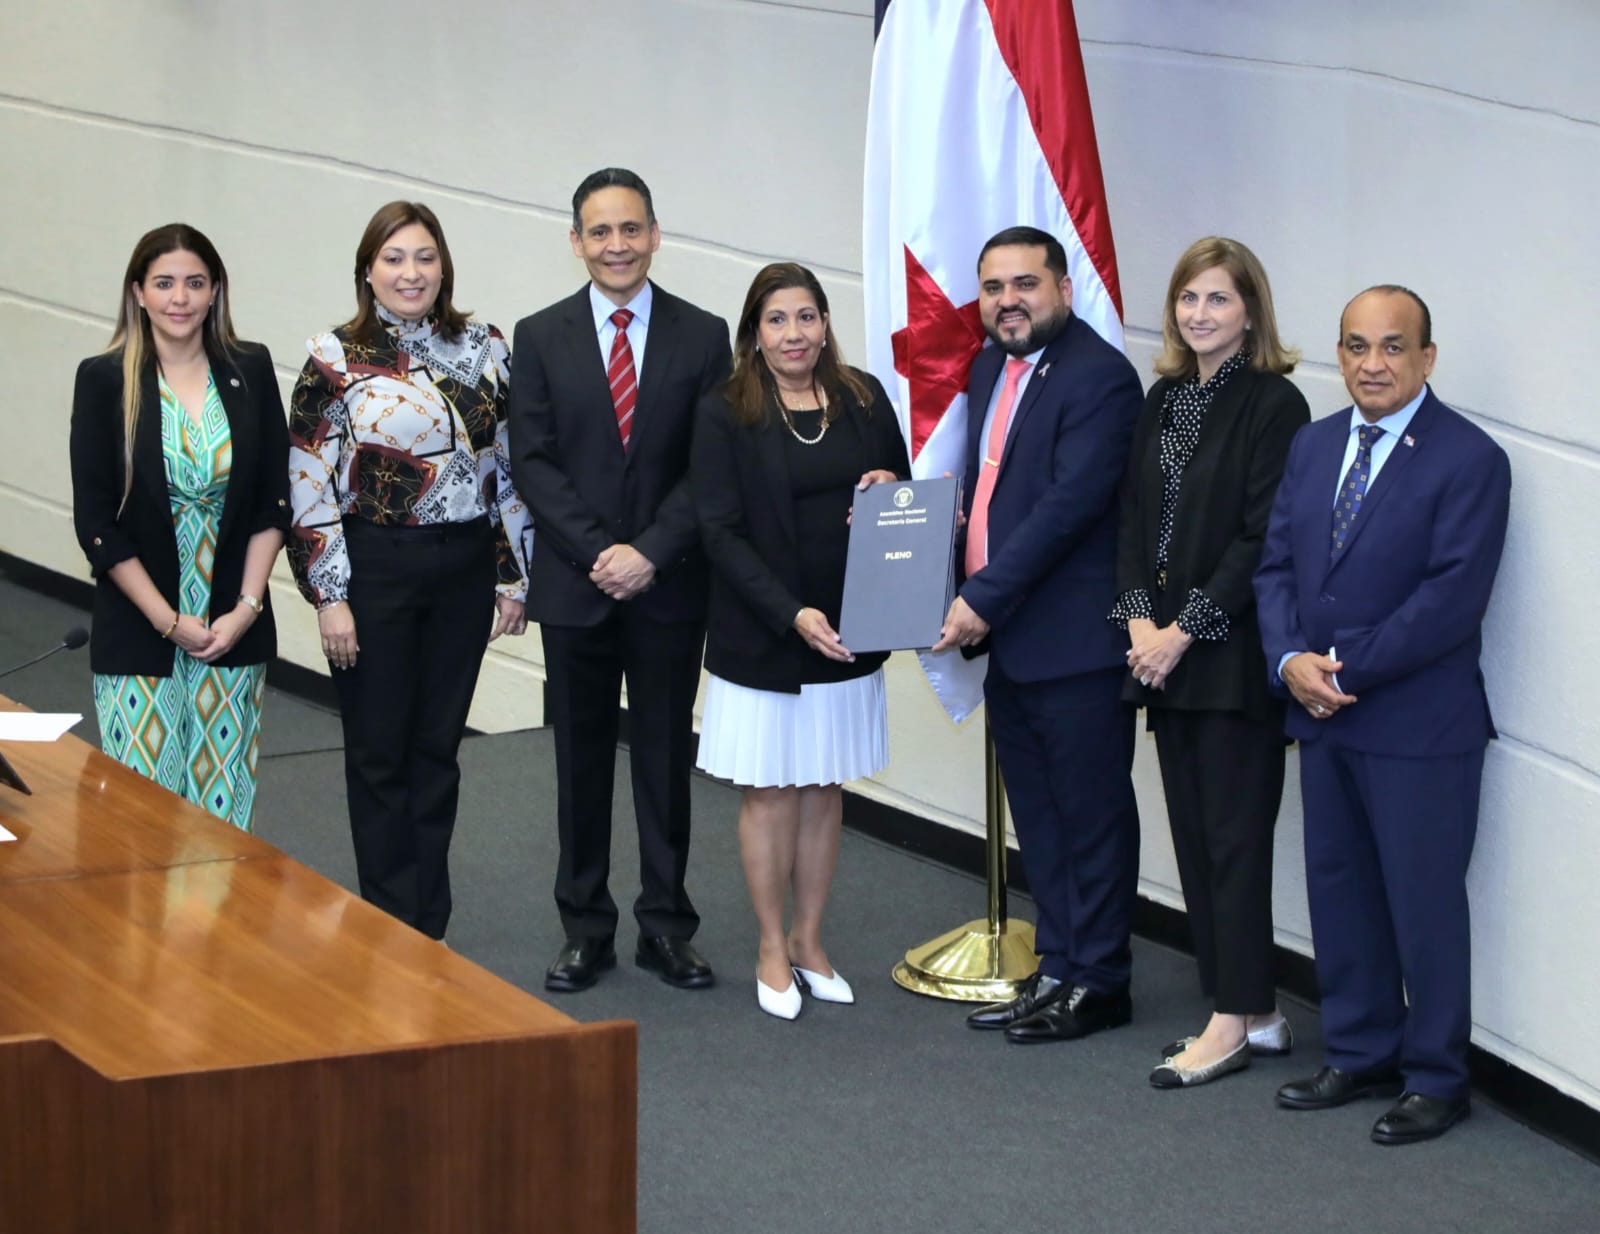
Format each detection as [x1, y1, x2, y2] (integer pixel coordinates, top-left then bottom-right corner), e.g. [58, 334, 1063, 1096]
[590, 280, 653, 376]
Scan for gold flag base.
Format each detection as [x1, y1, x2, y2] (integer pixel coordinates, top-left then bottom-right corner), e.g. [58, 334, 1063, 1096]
[891, 917, 1038, 1003]
[892, 714, 1037, 1002]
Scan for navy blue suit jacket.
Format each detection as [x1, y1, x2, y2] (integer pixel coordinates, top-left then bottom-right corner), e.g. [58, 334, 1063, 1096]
[1254, 388, 1511, 755]
[956, 313, 1144, 683]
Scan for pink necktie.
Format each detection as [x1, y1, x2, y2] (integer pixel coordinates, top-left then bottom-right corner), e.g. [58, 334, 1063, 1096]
[964, 357, 1031, 578]
[607, 309, 637, 451]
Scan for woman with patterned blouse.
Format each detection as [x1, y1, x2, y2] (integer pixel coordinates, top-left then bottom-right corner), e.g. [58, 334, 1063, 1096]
[288, 201, 532, 941]
[70, 223, 290, 832]
[1109, 237, 1309, 1088]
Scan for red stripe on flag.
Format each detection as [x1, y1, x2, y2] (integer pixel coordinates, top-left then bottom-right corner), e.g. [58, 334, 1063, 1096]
[983, 0, 1122, 317]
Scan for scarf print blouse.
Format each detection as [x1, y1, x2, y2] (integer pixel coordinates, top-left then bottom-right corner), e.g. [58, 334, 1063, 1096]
[287, 306, 533, 608]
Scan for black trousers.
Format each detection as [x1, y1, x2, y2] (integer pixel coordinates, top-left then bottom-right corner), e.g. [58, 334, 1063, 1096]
[985, 666, 1140, 991]
[334, 518, 495, 939]
[1148, 708, 1286, 1013]
[541, 606, 705, 941]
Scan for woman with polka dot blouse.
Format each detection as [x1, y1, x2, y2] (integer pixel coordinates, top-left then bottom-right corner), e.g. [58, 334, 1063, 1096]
[1110, 237, 1309, 1089]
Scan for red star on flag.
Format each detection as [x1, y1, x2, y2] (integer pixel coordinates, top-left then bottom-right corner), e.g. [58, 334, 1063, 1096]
[891, 245, 986, 460]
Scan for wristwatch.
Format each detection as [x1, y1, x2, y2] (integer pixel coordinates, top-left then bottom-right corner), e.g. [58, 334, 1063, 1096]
[237, 593, 264, 615]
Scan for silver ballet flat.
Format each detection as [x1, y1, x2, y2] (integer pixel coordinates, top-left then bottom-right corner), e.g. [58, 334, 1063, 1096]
[1149, 1038, 1251, 1089]
[1160, 1015, 1293, 1059]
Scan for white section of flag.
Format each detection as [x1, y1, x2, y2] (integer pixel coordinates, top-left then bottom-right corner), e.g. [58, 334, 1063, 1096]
[863, 0, 1125, 723]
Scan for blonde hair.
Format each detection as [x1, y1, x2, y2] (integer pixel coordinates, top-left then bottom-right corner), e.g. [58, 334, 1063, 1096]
[1154, 237, 1299, 380]
[106, 224, 240, 511]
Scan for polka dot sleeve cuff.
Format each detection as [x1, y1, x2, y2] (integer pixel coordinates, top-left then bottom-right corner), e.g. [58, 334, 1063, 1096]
[1175, 589, 1230, 642]
[1107, 588, 1154, 629]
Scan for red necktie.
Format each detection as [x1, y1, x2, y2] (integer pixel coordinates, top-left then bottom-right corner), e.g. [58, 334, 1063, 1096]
[964, 357, 1031, 578]
[607, 308, 637, 451]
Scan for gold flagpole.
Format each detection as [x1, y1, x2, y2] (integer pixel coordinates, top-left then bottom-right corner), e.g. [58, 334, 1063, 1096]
[892, 715, 1037, 1000]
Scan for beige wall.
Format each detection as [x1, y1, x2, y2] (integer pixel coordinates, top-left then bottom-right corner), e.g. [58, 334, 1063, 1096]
[2, 0, 1596, 1106]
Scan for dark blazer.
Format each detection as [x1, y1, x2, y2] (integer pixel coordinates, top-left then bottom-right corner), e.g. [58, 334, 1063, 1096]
[1254, 388, 1511, 755]
[1116, 367, 1308, 720]
[508, 282, 732, 627]
[955, 313, 1144, 683]
[69, 343, 291, 675]
[694, 373, 910, 694]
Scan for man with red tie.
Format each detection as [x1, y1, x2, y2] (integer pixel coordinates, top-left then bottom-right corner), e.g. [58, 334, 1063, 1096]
[509, 169, 732, 993]
[934, 227, 1145, 1042]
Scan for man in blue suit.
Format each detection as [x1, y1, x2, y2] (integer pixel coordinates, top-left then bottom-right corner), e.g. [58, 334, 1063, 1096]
[934, 226, 1144, 1043]
[1254, 286, 1511, 1144]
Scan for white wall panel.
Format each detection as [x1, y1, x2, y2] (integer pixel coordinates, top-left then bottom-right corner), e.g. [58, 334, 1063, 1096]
[1, 0, 1595, 1107]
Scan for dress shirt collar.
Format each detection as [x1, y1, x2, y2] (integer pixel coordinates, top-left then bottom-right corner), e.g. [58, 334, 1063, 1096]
[1346, 383, 1428, 441]
[590, 280, 653, 332]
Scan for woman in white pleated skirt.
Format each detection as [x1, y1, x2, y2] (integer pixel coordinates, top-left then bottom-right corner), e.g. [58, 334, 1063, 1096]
[692, 262, 909, 1019]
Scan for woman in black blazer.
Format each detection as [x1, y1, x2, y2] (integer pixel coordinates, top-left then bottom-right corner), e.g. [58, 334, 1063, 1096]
[70, 223, 290, 831]
[693, 262, 908, 1020]
[1110, 237, 1309, 1086]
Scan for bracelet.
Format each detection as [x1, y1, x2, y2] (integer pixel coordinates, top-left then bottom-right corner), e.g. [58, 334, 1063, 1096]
[237, 593, 263, 615]
[160, 613, 179, 640]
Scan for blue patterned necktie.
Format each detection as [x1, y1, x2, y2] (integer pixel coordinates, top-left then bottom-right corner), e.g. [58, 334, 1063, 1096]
[1331, 424, 1384, 558]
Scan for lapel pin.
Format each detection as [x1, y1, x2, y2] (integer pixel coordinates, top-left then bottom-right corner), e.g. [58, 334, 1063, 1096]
[229, 377, 241, 387]
[1037, 362, 1051, 379]
[1403, 434, 1415, 447]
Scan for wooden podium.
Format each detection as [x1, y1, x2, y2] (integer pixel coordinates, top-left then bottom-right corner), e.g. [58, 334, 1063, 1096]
[0, 700, 636, 1233]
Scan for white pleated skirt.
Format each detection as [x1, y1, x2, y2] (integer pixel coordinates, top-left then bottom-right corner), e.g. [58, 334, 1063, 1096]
[697, 669, 888, 789]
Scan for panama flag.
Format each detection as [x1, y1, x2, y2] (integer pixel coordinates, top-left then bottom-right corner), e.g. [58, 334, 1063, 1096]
[863, 0, 1125, 722]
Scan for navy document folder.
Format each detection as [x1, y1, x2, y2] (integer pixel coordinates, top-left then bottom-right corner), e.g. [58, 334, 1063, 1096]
[838, 476, 961, 653]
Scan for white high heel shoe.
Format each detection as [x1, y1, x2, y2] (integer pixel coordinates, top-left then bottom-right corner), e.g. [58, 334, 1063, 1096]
[793, 965, 854, 1004]
[757, 976, 802, 1020]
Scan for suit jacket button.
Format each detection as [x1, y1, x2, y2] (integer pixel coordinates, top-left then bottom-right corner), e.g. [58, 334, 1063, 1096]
[93, 536, 103, 546]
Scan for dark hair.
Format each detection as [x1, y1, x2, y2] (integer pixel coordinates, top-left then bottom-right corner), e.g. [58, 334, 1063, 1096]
[341, 201, 470, 340]
[1154, 236, 1300, 379]
[724, 262, 872, 428]
[977, 226, 1068, 280]
[1343, 284, 1433, 348]
[571, 168, 656, 232]
[107, 223, 241, 511]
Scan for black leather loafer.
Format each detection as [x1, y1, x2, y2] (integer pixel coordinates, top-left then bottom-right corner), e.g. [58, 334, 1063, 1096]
[544, 936, 617, 993]
[1371, 1092, 1471, 1145]
[1276, 1065, 1404, 1110]
[965, 973, 1066, 1030]
[636, 936, 715, 988]
[1005, 984, 1132, 1043]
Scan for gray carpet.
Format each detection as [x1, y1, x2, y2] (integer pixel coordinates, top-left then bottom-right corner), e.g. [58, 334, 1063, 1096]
[4, 568, 1598, 1233]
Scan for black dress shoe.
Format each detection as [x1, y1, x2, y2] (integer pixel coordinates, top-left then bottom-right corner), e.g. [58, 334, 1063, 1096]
[636, 936, 715, 988]
[1005, 984, 1132, 1043]
[1371, 1092, 1471, 1145]
[544, 936, 616, 992]
[1276, 1065, 1404, 1110]
[965, 973, 1066, 1030]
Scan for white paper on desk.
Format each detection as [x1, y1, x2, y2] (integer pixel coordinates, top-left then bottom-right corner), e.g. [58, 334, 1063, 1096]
[0, 712, 81, 742]
[0, 821, 15, 842]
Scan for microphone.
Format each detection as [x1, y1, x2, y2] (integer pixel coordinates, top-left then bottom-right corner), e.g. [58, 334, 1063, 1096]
[0, 627, 90, 682]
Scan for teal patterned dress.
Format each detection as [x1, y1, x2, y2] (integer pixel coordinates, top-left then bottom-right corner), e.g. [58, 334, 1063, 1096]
[93, 373, 267, 831]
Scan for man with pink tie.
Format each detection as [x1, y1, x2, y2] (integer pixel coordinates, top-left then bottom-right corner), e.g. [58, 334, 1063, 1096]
[935, 226, 1145, 1042]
